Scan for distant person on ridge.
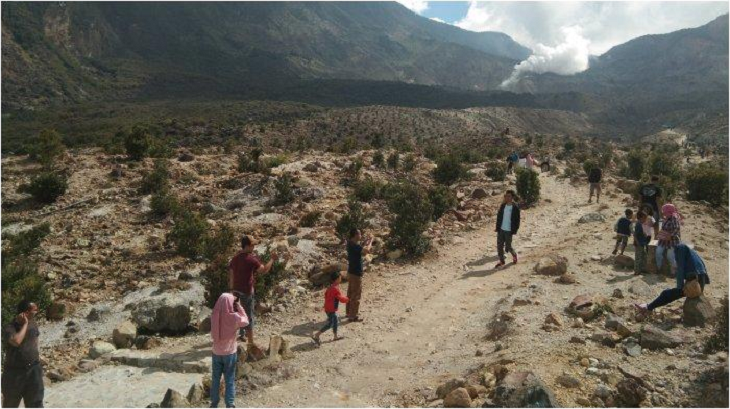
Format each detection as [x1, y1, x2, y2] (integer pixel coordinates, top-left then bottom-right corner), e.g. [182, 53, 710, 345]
[588, 165, 602, 203]
[506, 151, 519, 174]
[210, 292, 249, 408]
[228, 235, 278, 351]
[494, 190, 521, 269]
[639, 176, 662, 235]
[2, 300, 44, 408]
[612, 209, 633, 255]
[345, 228, 372, 322]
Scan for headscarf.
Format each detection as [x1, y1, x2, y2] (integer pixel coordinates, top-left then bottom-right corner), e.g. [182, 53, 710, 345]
[674, 243, 709, 289]
[211, 293, 243, 345]
[661, 203, 683, 225]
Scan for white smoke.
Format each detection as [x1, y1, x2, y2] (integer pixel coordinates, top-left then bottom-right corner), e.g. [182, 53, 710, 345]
[501, 26, 590, 89]
[396, 0, 429, 14]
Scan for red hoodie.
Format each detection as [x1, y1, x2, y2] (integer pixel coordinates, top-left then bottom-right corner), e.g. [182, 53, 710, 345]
[324, 284, 349, 313]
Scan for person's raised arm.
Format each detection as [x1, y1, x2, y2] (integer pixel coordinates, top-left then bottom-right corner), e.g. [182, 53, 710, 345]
[8, 314, 28, 347]
[362, 236, 373, 255]
[256, 252, 279, 275]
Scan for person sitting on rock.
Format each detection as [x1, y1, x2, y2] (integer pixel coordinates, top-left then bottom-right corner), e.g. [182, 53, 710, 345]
[345, 228, 372, 323]
[612, 209, 633, 255]
[634, 244, 709, 316]
[210, 292, 249, 408]
[633, 210, 651, 275]
[312, 271, 349, 345]
[494, 190, 521, 269]
[656, 203, 682, 275]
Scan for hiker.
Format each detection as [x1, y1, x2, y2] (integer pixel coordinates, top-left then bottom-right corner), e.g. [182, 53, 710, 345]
[525, 152, 536, 170]
[2, 300, 43, 408]
[506, 151, 519, 174]
[312, 271, 349, 345]
[587, 165, 602, 203]
[634, 244, 709, 316]
[656, 203, 683, 275]
[633, 210, 651, 275]
[612, 209, 633, 255]
[345, 228, 372, 322]
[495, 190, 521, 269]
[210, 293, 249, 408]
[228, 235, 278, 349]
[639, 176, 662, 235]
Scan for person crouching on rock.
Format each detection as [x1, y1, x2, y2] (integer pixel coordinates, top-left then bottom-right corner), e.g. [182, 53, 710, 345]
[634, 244, 709, 318]
[312, 271, 349, 345]
[494, 190, 520, 269]
[210, 292, 249, 408]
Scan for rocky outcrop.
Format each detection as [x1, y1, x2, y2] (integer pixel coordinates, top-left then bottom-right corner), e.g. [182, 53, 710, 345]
[640, 325, 682, 350]
[683, 296, 715, 327]
[533, 255, 568, 276]
[132, 294, 195, 333]
[493, 371, 558, 408]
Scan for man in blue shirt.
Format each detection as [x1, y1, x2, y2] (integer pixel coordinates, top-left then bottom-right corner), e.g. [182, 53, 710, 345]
[495, 190, 521, 269]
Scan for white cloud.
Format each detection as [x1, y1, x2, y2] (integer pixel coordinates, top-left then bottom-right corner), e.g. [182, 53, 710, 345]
[454, 1, 729, 79]
[396, 0, 429, 14]
[430, 17, 446, 23]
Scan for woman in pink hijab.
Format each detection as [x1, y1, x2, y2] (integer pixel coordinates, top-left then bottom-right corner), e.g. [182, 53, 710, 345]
[656, 203, 683, 275]
[210, 292, 249, 408]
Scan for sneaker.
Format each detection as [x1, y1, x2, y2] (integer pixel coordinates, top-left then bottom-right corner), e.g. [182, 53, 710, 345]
[612, 249, 618, 255]
[494, 261, 505, 269]
[512, 255, 518, 264]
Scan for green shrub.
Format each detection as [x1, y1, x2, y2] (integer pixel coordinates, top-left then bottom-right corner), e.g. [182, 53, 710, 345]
[167, 210, 209, 259]
[254, 246, 288, 303]
[423, 144, 442, 160]
[238, 148, 265, 173]
[124, 126, 151, 161]
[563, 163, 580, 179]
[1, 260, 51, 326]
[648, 149, 681, 180]
[583, 159, 599, 176]
[300, 210, 322, 227]
[20, 172, 67, 203]
[336, 199, 370, 238]
[387, 182, 433, 256]
[485, 162, 507, 181]
[353, 176, 383, 202]
[202, 257, 230, 309]
[516, 168, 540, 204]
[433, 154, 466, 185]
[262, 154, 288, 169]
[150, 190, 180, 218]
[29, 129, 65, 169]
[372, 151, 385, 168]
[203, 224, 235, 261]
[272, 173, 295, 205]
[705, 296, 728, 353]
[624, 149, 645, 180]
[402, 154, 417, 172]
[4, 223, 51, 259]
[387, 152, 399, 170]
[429, 186, 456, 221]
[686, 163, 729, 205]
[148, 137, 173, 158]
[140, 159, 170, 195]
[564, 140, 576, 152]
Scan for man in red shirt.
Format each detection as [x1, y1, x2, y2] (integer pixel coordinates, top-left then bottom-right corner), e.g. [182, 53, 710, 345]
[228, 235, 278, 349]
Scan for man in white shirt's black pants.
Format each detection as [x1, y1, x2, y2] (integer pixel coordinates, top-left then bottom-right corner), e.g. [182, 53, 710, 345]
[495, 190, 521, 269]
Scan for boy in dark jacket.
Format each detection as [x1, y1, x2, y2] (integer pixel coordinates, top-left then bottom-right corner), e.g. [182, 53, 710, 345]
[495, 190, 521, 269]
[633, 210, 650, 274]
[312, 271, 349, 345]
[588, 167, 602, 203]
[613, 209, 633, 255]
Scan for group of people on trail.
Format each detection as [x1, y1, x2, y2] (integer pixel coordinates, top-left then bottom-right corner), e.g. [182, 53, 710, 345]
[505, 151, 541, 174]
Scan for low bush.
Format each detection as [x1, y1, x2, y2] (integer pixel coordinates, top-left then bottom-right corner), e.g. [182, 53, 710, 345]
[372, 151, 385, 168]
[516, 168, 540, 204]
[429, 186, 457, 221]
[20, 172, 67, 203]
[433, 154, 466, 185]
[150, 190, 180, 218]
[238, 148, 265, 173]
[4, 223, 51, 259]
[686, 163, 728, 205]
[299, 210, 322, 227]
[387, 182, 433, 256]
[203, 223, 235, 261]
[202, 257, 230, 309]
[167, 210, 209, 259]
[124, 126, 151, 161]
[272, 173, 295, 205]
[29, 129, 65, 169]
[254, 246, 288, 303]
[387, 152, 399, 170]
[647, 149, 681, 180]
[582, 158, 599, 176]
[1, 260, 51, 326]
[262, 154, 288, 169]
[705, 296, 728, 353]
[485, 162, 507, 181]
[336, 199, 370, 239]
[402, 154, 417, 172]
[353, 176, 383, 202]
[139, 159, 170, 195]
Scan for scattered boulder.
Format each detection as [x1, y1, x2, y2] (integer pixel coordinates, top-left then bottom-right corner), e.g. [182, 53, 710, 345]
[112, 321, 137, 349]
[614, 254, 635, 269]
[640, 325, 682, 350]
[556, 373, 581, 389]
[623, 338, 642, 357]
[591, 331, 619, 347]
[131, 294, 194, 333]
[544, 313, 563, 327]
[612, 289, 624, 299]
[471, 188, 489, 199]
[386, 249, 403, 261]
[578, 213, 606, 223]
[89, 340, 116, 358]
[628, 281, 652, 297]
[616, 379, 647, 407]
[178, 151, 195, 162]
[683, 296, 715, 327]
[443, 387, 472, 408]
[47, 302, 67, 321]
[557, 273, 576, 284]
[567, 294, 596, 320]
[466, 385, 487, 398]
[135, 335, 161, 350]
[160, 388, 189, 408]
[198, 316, 212, 334]
[186, 383, 204, 405]
[303, 163, 319, 172]
[87, 306, 111, 322]
[493, 371, 558, 408]
[437, 378, 467, 399]
[533, 255, 568, 276]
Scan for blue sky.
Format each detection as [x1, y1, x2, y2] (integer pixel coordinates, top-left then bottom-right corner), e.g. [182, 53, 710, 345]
[420, 1, 470, 23]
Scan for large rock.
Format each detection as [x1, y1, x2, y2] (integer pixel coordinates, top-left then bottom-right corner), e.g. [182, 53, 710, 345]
[186, 383, 204, 405]
[160, 389, 189, 408]
[112, 321, 137, 349]
[615, 179, 640, 194]
[444, 388, 472, 408]
[683, 296, 715, 327]
[87, 306, 111, 322]
[533, 255, 568, 276]
[437, 378, 467, 399]
[556, 373, 581, 389]
[567, 294, 596, 320]
[616, 379, 647, 407]
[578, 213, 606, 223]
[471, 188, 489, 199]
[132, 295, 194, 333]
[493, 371, 558, 408]
[640, 325, 682, 350]
[614, 254, 635, 269]
[89, 340, 116, 358]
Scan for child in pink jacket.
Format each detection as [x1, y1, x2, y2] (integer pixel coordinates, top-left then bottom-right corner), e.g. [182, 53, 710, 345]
[210, 292, 249, 408]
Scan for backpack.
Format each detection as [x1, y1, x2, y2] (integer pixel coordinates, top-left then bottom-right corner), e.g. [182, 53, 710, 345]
[641, 184, 657, 198]
[588, 168, 601, 183]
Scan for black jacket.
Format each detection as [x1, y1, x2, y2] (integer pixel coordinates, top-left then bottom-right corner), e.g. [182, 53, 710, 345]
[496, 203, 521, 234]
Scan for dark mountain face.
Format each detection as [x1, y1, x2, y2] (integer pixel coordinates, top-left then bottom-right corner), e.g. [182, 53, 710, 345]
[1, 2, 530, 110]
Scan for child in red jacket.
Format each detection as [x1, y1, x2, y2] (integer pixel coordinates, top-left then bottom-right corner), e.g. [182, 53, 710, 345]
[312, 271, 349, 345]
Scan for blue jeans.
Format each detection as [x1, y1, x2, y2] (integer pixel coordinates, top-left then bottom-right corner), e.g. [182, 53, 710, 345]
[237, 293, 254, 338]
[655, 245, 676, 272]
[319, 312, 339, 334]
[210, 353, 237, 408]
